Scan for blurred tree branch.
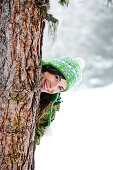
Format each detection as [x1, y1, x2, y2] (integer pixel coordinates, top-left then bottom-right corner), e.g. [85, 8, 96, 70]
[107, 0, 113, 6]
[59, 0, 69, 6]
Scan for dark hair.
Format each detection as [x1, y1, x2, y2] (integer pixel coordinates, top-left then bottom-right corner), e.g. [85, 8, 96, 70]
[39, 65, 65, 112]
[42, 65, 65, 79]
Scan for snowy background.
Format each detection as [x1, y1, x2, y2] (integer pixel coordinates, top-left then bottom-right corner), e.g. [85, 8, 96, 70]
[35, 84, 113, 170]
[35, 0, 113, 170]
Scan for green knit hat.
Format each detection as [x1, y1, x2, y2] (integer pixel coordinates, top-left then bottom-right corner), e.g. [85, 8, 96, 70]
[42, 56, 85, 91]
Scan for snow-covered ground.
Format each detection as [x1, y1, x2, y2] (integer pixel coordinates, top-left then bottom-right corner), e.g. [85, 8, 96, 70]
[35, 83, 113, 170]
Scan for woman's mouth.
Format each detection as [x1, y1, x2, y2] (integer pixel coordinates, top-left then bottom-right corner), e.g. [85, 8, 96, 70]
[42, 80, 48, 91]
[44, 80, 48, 90]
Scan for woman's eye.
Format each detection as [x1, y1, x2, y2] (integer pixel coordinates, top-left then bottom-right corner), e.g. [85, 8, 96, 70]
[59, 86, 63, 91]
[55, 75, 59, 81]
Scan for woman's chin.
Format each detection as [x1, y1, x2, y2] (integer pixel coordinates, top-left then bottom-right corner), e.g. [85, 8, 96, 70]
[41, 88, 48, 93]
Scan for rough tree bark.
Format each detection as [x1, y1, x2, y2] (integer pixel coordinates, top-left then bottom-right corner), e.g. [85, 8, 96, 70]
[0, 0, 45, 169]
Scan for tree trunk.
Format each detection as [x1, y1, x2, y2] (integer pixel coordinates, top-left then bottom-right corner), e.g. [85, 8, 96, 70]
[0, 0, 45, 169]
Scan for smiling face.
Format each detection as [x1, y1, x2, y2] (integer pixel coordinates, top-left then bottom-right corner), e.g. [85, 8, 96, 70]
[41, 72, 68, 94]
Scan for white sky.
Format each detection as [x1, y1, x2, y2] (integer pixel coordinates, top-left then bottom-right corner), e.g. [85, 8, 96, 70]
[35, 83, 113, 170]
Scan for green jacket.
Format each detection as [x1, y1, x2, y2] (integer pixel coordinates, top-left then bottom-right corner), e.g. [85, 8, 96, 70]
[36, 103, 60, 145]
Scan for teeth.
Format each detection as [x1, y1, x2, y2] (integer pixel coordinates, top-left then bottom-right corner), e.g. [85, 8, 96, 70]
[45, 81, 48, 90]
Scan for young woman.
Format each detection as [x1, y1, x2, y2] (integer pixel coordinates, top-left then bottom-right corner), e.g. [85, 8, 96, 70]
[36, 56, 85, 144]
